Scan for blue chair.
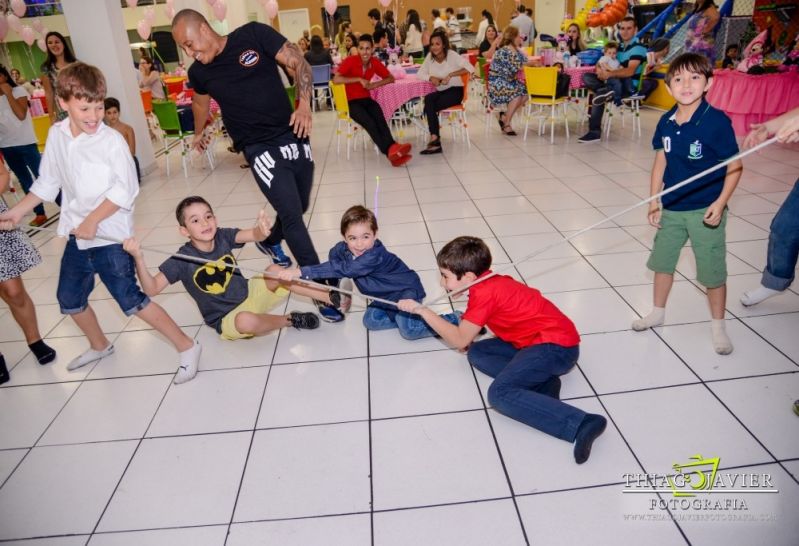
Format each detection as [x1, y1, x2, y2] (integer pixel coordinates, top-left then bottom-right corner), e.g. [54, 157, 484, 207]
[311, 64, 332, 111]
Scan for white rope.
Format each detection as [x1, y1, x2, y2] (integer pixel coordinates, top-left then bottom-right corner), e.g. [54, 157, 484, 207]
[423, 136, 779, 307]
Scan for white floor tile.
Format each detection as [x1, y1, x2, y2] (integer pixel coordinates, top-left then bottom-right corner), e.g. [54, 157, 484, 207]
[617, 281, 729, 326]
[518, 256, 610, 293]
[0, 382, 78, 449]
[742, 312, 799, 362]
[233, 423, 370, 520]
[372, 412, 510, 510]
[227, 515, 371, 546]
[88, 526, 228, 546]
[548, 288, 638, 334]
[0, 448, 27, 485]
[98, 433, 251, 531]
[273, 305, 367, 364]
[0, 441, 137, 540]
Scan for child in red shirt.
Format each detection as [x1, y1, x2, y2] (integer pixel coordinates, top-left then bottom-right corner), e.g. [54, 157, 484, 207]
[333, 33, 412, 166]
[398, 236, 607, 464]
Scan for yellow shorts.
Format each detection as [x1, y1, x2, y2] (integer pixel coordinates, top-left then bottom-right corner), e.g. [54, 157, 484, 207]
[219, 278, 289, 340]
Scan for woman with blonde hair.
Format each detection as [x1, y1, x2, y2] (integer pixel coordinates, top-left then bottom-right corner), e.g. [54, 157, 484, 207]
[487, 25, 539, 135]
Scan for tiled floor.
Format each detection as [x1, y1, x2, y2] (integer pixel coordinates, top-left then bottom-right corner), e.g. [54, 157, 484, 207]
[1, 99, 798, 545]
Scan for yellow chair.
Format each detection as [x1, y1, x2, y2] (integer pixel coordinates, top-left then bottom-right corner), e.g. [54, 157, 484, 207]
[437, 73, 472, 147]
[330, 82, 369, 159]
[31, 115, 51, 152]
[523, 66, 570, 143]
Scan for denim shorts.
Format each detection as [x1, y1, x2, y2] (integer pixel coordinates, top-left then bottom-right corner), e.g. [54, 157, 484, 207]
[57, 237, 150, 316]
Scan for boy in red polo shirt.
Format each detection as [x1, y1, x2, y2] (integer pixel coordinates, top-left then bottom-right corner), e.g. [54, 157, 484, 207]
[398, 236, 607, 464]
[332, 33, 412, 166]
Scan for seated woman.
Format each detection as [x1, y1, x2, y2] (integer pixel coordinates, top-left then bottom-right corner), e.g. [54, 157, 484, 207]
[305, 35, 334, 66]
[343, 33, 358, 58]
[479, 24, 499, 59]
[417, 31, 474, 154]
[138, 55, 165, 100]
[566, 23, 586, 56]
[488, 26, 539, 136]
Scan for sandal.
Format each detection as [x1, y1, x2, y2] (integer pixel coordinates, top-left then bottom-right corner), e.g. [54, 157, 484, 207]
[420, 140, 443, 155]
[502, 126, 517, 136]
[497, 113, 506, 130]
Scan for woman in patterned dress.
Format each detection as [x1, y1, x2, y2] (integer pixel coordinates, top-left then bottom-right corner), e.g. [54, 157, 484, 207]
[40, 32, 77, 124]
[487, 26, 540, 136]
[684, 0, 720, 64]
[0, 161, 55, 384]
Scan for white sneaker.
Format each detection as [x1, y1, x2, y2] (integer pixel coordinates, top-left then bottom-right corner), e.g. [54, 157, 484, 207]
[174, 341, 202, 385]
[67, 344, 114, 371]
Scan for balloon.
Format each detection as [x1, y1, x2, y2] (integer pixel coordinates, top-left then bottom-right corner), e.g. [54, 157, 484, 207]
[379, 0, 391, 6]
[10, 0, 26, 18]
[40, 27, 49, 37]
[37, 37, 47, 52]
[20, 25, 35, 47]
[31, 19, 44, 34]
[126, 0, 138, 7]
[324, 0, 337, 16]
[266, 0, 280, 20]
[136, 19, 151, 40]
[206, 0, 217, 6]
[164, 5, 176, 20]
[6, 14, 21, 32]
[213, 0, 227, 21]
[144, 6, 156, 22]
[0, 17, 7, 42]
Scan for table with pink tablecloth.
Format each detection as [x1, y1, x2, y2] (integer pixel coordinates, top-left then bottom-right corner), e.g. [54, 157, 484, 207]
[706, 69, 799, 136]
[564, 66, 595, 90]
[370, 77, 436, 120]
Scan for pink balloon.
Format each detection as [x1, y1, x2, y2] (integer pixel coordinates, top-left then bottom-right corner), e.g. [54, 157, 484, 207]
[206, 0, 217, 6]
[20, 25, 35, 47]
[266, 0, 279, 20]
[126, 0, 139, 7]
[10, 0, 26, 18]
[6, 14, 21, 33]
[144, 6, 156, 22]
[164, 5, 176, 20]
[37, 37, 47, 52]
[378, 0, 391, 7]
[136, 19, 151, 40]
[0, 17, 7, 42]
[213, 0, 227, 21]
[31, 19, 44, 34]
[324, 0, 337, 16]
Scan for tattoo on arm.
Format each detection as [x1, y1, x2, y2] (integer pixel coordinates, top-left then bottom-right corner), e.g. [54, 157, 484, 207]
[277, 41, 313, 105]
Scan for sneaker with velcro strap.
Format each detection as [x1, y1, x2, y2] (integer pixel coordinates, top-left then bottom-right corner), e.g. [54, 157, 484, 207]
[313, 299, 346, 322]
[289, 311, 320, 330]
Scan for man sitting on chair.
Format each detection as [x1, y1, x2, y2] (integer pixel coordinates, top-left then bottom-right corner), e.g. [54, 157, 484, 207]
[333, 33, 412, 167]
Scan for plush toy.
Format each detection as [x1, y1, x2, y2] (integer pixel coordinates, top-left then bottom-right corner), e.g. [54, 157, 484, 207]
[737, 29, 769, 73]
[782, 33, 799, 68]
[385, 46, 407, 79]
[554, 33, 570, 64]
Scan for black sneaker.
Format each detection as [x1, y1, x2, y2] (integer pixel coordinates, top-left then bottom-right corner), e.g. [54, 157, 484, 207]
[578, 131, 601, 143]
[329, 279, 353, 313]
[313, 299, 345, 322]
[255, 241, 293, 267]
[592, 89, 614, 106]
[289, 311, 320, 330]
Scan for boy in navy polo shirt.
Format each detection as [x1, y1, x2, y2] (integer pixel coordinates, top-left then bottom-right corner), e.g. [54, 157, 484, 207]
[632, 53, 743, 355]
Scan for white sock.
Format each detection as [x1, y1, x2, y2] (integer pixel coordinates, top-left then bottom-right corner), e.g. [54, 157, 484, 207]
[67, 344, 114, 371]
[174, 341, 202, 385]
[711, 319, 733, 355]
[632, 307, 665, 331]
[740, 285, 781, 307]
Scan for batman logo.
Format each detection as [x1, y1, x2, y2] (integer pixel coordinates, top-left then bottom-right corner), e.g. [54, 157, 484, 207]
[193, 254, 237, 295]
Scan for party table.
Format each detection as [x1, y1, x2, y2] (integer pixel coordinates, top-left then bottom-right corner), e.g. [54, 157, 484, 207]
[563, 66, 595, 89]
[706, 69, 799, 136]
[370, 77, 436, 120]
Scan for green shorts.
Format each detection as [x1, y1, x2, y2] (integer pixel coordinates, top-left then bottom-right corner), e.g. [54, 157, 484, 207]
[646, 207, 727, 288]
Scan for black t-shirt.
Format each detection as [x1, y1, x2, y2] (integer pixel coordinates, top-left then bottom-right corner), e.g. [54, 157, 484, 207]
[188, 22, 294, 151]
[159, 228, 247, 332]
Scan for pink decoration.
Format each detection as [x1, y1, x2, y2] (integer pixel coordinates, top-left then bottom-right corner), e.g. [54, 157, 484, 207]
[206, 0, 217, 6]
[36, 37, 46, 52]
[378, 0, 391, 6]
[31, 19, 44, 34]
[213, 0, 227, 21]
[136, 19, 151, 40]
[164, 5, 176, 20]
[20, 25, 35, 47]
[126, 0, 139, 7]
[6, 14, 21, 33]
[324, 0, 337, 16]
[0, 16, 7, 42]
[265, 0, 279, 20]
[144, 6, 156, 22]
[10, 0, 26, 18]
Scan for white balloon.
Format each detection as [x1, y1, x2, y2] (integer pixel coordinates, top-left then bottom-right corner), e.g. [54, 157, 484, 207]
[6, 14, 21, 33]
[37, 37, 47, 52]
[266, 0, 279, 20]
[324, 0, 337, 17]
[136, 19, 151, 40]
[10, 0, 26, 18]
[20, 25, 35, 47]
[144, 6, 156, 22]
[32, 19, 44, 34]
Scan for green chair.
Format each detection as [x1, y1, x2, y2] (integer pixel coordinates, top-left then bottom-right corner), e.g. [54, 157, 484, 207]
[285, 86, 296, 111]
[151, 100, 214, 177]
[413, 56, 425, 65]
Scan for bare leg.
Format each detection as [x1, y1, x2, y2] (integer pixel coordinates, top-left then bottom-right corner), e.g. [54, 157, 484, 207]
[0, 277, 43, 344]
[504, 96, 527, 129]
[234, 311, 291, 337]
[70, 305, 111, 351]
[707, 284, 732, 355]
[262, 265, 334, 305]
[632, 272, 673, 331]
[135, 301, 194, 352]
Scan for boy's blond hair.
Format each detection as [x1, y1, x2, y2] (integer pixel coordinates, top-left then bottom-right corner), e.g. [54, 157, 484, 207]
[56, 62, 106, 103]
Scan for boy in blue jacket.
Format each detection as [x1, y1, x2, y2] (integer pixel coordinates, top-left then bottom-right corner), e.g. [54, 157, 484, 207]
[279, 205, 460, 339]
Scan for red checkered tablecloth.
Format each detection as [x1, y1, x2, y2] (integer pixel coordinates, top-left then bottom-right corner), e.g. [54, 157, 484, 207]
[370, 77, 436, 120]
[564, 66, 595, 89]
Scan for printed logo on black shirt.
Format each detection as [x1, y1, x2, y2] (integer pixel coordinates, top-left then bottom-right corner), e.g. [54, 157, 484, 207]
[193, 255, 237, 294]
[239, 49, 260, 67]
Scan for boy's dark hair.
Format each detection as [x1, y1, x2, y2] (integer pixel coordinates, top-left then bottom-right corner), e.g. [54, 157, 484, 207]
[665, 52, 713, 85]
[358, 33, 373, 46]
[518, 4, 527, 12]
[621, 15, 636, 26]
[373, 28, 387, 43]
[650, 38, 670, 53]
[175, 196, 213, 227]
[432, 8, 440, 17]
[340, 205, 378, 236]
[725, 44, 738, 55]
[368, 8, 381, 20]
[437, 236, 492, 279]
[104, 97, 120, 111]
[604, 41, 618, 51]
[56, 62, 106, 102]
[446, 7, 455, 15]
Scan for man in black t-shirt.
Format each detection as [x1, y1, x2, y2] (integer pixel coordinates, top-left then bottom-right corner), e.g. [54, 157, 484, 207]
[172, 9, 344, 322]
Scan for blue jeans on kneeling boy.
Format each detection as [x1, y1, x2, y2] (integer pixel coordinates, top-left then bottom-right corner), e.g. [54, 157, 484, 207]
[468, 339, 585, 442]
[363, 305, 460, 340]
[762, 179, 799, 291]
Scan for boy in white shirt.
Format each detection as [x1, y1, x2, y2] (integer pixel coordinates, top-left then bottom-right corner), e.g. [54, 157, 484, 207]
[0, 62, 202, 384]
[445, 8, 462, 51]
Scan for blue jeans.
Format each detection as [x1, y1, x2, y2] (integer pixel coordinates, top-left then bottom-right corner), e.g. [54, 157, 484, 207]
[362, 305, 460, 340]
[468, 339, 585, 442]
[762, 179, 799, 291]
[57, 237, 150, 316]
[1, 143, 45, 216]
[605, 77, 626, 106]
